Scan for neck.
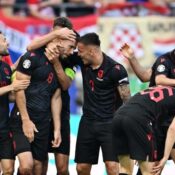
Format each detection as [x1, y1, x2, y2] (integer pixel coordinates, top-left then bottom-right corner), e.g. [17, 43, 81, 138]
[0, 55, 2, 61]
[91, 51, 103, 69]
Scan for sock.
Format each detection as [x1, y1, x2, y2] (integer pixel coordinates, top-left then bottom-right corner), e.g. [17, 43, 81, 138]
[17, 169, 21, 175]
[136, 168, 142, 175]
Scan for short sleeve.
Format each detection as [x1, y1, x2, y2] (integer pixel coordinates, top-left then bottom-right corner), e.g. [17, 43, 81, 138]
[110, 64, 129, 86]
[17, 52, 38, 76]
[154, 57, 170, 77]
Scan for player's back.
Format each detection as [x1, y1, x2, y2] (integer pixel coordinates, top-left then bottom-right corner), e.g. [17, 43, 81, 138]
[117, 86, 175, 122]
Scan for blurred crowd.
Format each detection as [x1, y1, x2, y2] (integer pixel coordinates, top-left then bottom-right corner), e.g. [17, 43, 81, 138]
[0, 0, 175, 18]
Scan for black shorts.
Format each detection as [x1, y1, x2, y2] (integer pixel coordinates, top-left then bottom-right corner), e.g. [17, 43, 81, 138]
[112, 114, 157, 162]
[48, 117, 70, 155]
[0, 132, 14, 160]
[75, 117, 117, 164]
[10, 115, 51, 161]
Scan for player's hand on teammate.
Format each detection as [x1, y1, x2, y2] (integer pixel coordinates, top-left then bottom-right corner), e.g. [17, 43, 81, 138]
[22, 119, 38, 143]
[12, 79, 30, 91]
[120, 43, 135, 60]
[53, 27, 76, 42]
[52, 130, 62, 148]
[45, 42, 60, 64]
[152, 157, 167, 175]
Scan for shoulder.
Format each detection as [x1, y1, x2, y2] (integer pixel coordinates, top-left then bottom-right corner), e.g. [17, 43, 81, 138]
[1, 60, 11, 68]
[1, 61, 12, 76]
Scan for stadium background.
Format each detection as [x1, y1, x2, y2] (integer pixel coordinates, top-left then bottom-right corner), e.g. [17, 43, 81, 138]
[0, 1, 175, 174]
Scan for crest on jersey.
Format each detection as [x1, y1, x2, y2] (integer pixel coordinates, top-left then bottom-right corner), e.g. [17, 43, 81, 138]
[4, 67, 10, 75]
[98, 70, 104, 79]
[23, 60, 31, 69]
[157, 65, 165, 72]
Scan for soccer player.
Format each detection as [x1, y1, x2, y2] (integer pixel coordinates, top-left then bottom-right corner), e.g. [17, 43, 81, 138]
[27, 17, 78, 175]
[112, 85, 175, 175]
[10, 33, 77, 175]
[0, 31, 29, 175]
[44, 32, 130, 175]
[70, 33, 130, 175]
[120, 43, 175, 174]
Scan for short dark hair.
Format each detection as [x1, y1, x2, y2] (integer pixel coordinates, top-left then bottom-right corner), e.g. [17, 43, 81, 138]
[53, 17, 73, 29]
[73, 30, 80, 42]
[78, 33, 101, 46]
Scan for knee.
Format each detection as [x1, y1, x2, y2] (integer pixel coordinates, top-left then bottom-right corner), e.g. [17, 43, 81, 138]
[105, 162, 119, 174]
[20, 168, 32, 175]
[2, 167, 14, 175]
[76, 164, 90, 175]
[76, 164, 84, 174]
[19, 166, 33, 175]
[57, 164, 68, 175]
[2, 163, 14, 175]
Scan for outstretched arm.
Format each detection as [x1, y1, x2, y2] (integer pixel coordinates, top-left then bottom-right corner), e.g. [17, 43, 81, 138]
[120, 43, 152, 82]
[27, 28, 76, 51]
[0, 79, 29, 96]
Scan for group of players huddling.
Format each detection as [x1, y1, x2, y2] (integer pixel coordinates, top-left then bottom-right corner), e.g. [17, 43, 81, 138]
[0, 17, 175, 175]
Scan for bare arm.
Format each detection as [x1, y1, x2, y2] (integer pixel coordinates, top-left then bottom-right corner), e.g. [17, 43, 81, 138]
[117, 84, 131, 103]
[44, 44, 73, 90]
[152, 117, 175, 175]
[155, 75, 175, 86]
[0, 79, 29, 96]
[128, 58, 152, 82]
[0, 85, 14, 96]
[120, 43, 152, 82]
[51, 88, 62, 147]
[27, 28, 76, 51]
[8, 79, 30, 102]
[15, 71, 31, 121]
[53, 61, 72, 90]
[15, 71, 38, 142]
